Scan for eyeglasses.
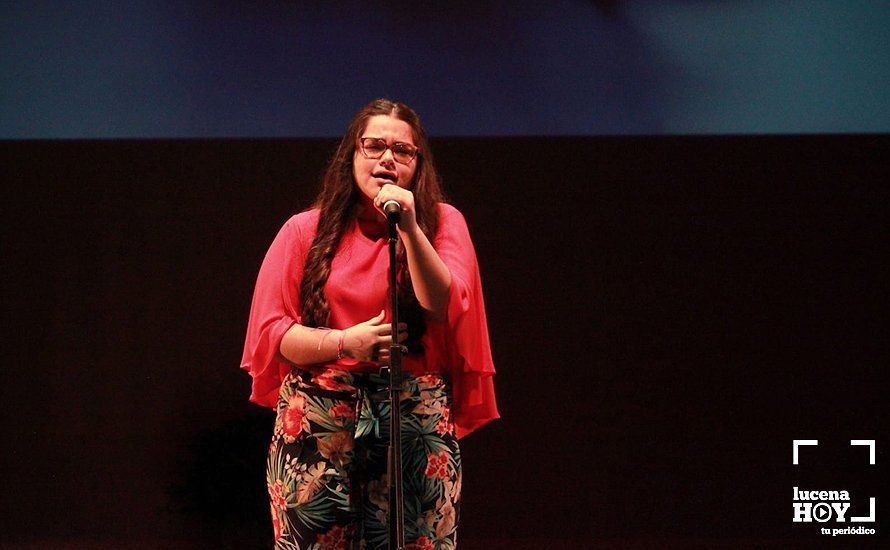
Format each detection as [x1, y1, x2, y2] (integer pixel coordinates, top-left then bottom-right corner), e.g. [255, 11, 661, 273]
[358, 137, 419, 165]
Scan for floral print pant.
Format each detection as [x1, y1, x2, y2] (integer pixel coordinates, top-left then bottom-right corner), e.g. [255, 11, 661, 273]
[267, 369, 461, 550]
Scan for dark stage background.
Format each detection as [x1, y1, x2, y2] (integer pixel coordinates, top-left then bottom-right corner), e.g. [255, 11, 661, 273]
[1, 135, 887, 548]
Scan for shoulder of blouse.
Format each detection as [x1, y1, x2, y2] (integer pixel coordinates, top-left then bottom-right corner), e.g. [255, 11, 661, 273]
[288, 207, 321, 227]
[283, 208, 321, 240]
[435, 202, 469, 230]
[435, 201, 474, 233]
[436, 201, 460, 218]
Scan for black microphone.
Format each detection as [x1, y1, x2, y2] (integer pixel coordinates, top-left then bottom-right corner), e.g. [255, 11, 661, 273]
[383, 200, 401, 224]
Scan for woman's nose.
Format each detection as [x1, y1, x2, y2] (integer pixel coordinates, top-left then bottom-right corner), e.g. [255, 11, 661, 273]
[378, 148, 396, 166]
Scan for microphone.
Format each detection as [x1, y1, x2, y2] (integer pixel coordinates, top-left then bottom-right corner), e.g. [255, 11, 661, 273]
[383, 200, 401, 224]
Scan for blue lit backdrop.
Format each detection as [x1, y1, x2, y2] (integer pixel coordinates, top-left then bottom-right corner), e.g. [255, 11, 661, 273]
[2, 1, 888, 138]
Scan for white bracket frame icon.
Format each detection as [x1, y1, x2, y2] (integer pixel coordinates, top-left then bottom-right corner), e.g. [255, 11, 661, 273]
[793, 439, 818, 465]
[850, 439, 875, 465]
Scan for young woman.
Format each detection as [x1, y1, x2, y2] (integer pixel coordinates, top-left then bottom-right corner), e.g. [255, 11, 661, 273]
[241, 99, 498, 549]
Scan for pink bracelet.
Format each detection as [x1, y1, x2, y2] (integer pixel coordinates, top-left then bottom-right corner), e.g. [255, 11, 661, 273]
[337, 330, 346, 359]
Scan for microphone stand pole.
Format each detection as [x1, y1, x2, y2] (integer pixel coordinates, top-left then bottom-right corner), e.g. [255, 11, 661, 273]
[385, 208, 405, 549]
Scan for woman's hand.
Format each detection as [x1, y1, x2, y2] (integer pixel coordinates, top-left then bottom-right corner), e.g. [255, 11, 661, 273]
[373, 184, 417, 234]
[342, 309, 407, 364]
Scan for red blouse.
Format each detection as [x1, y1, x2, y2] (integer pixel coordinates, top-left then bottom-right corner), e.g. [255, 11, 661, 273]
[240, 203, 498, 438]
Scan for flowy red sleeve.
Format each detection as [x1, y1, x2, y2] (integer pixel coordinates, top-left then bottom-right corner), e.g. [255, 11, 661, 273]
[240, 215, 307, 408]
[435, 204, 499, 438]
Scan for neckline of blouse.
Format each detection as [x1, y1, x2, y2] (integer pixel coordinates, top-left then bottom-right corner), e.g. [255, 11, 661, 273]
[353, 216, 388, 243]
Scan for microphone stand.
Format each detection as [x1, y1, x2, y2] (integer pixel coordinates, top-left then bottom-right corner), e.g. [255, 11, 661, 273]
[384, 204, 405, 549]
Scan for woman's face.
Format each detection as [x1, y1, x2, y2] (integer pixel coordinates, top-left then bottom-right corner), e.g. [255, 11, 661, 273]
[352, 114, 418, 204]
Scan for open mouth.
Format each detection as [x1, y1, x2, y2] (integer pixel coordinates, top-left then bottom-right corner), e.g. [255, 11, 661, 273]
[373, 172, 397, 183]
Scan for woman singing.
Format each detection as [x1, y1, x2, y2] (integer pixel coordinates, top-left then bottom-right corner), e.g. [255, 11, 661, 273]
[240, 99, 498, 548]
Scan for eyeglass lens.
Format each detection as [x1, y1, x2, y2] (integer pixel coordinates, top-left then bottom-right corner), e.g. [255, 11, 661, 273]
[361, 138, 416, 164]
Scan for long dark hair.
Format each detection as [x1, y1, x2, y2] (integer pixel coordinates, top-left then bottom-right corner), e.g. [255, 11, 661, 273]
[299, 99, 444, 351]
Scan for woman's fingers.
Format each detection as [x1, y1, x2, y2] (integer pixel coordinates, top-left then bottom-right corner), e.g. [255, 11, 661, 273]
[358, 309, 385, 327]
[350, 314, 409, 364]
[375, 322, 408, 335]
[378, 341, 407, 354]
[367, 309, 385, 324]
[375, 328, 409, 342]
